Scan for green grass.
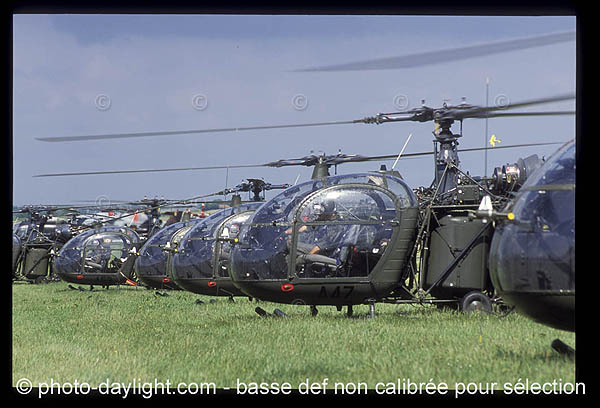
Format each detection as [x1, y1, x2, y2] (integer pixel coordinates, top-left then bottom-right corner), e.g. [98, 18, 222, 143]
[12, 281, 576, 394]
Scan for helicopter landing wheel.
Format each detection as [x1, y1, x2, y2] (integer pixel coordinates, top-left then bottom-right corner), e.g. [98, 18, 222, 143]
[460, 291, 492, 313]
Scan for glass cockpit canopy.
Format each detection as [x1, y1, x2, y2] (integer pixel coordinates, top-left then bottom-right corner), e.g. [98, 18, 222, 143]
[230, 172, 418, 282]
[171, 202, 263, 281]
[507, 139, 575, 229]
[135, 218, 202, 279]
[53, 225, 140, 276]
[250, 173, 416, 225]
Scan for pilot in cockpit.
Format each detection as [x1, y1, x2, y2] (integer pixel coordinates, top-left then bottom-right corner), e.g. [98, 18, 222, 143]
[287, 199, 362, 271]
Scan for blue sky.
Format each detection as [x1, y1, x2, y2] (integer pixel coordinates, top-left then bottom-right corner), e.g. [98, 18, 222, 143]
[12, 14, 576, 206]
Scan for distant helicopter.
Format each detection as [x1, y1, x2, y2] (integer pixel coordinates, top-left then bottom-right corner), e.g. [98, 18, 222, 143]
[12, 206, 76, 283]
[49, 196, 195, 289]
[163, 179, 289, 298]
[133, 179, 289, 292]
[169, 201, 263, 299]
[52, 225, 142, 288]
[134, 217, 202, 290]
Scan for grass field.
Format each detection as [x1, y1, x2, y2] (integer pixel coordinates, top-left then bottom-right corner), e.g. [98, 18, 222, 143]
[12, 281, 578, 397]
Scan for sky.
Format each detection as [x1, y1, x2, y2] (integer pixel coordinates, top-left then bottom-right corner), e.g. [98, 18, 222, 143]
[11, 13, 577, 207]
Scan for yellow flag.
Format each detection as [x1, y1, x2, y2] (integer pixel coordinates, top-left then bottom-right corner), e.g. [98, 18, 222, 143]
[489, 134, 502, 147]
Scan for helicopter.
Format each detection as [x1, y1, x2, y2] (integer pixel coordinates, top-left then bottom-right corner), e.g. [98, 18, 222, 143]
[52, 224, 142, 288]
[159, 179, 289, 298]
[487, 139, 575, 351]
[134, 216, 203, 291]
[12, 206, 78, 283]
[134, 179, 288, 292]
[223, 138, 568, 317]
[48, 196, 188, 289]
[31, 29, 575, 328]
[169, 201, 263, 299]
[11, 203, 147, 284]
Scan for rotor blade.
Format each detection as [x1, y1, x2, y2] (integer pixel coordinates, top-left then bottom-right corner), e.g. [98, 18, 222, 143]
[35, 120, 359, 143]
[451, 93, 575, 120]
[294, 30, 575, 72]
[33, 141, 565, 178]
[353, 142, 567, 162]
[69, 189, 245, 232]
[33, 163, 266, 178]
[472, 110, 575, 119]
[456, 141, 566, 153]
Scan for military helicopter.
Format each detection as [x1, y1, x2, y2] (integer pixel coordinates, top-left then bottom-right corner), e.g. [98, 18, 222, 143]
[53, 224, 142, 288]
[485, 139, 575, 354]
[134, 179, 288, 292]
[169, 201, 263, 299]
[50, 196, 198, 289]
[12, 203, 143, 283]
[224, 138, 567, 317]
[134, 217, 202, 291]
[162, 179, 289, 298]
[12, 206, 78, 283]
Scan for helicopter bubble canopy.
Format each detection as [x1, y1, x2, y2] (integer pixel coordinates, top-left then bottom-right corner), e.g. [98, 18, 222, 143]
[229, 172, 419, 305]
[170, 202, 263, 295]
[13, 218, 73, 244]
[53, 225, 141, 285]
[134, 218, 202, 289]
[489, 140, 575, 331]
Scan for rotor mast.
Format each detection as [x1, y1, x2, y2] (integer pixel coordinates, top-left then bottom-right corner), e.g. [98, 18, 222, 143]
[311, 156, 331, 180]
[432, 117, 461, 195]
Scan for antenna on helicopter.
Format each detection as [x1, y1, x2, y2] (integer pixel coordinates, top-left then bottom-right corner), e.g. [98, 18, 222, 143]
[392, 133, 412, 171]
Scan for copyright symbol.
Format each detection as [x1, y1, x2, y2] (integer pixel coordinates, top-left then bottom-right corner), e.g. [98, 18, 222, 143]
[95, 94, 112, 111]
[15, 378, 32, 394]
[292, 94, 308, 111]
[393, 94, 410, 110]
[192, 94, 208, 111]
[494, 94, 510, 109]
[95, 194, 111, 207]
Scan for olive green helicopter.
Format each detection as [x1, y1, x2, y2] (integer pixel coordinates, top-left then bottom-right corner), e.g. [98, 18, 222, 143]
[135, 178, 289, 295]
[48, 197, 208, 290]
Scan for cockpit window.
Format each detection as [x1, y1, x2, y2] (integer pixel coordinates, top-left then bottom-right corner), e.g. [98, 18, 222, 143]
[215, 211, 255, 277]
[251, 181, 319, 224]
[136, 219, 201, 277]
[231, 173, 418, 282]
[523, 140, 575, 187]
[54, 226, 140, 276]
[172, 203, 262, 280]
[509, 140, 575, 235]
[82, 233, 133, 274]
[298, 187, 397, 223]
[250, 172, 415, 226]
